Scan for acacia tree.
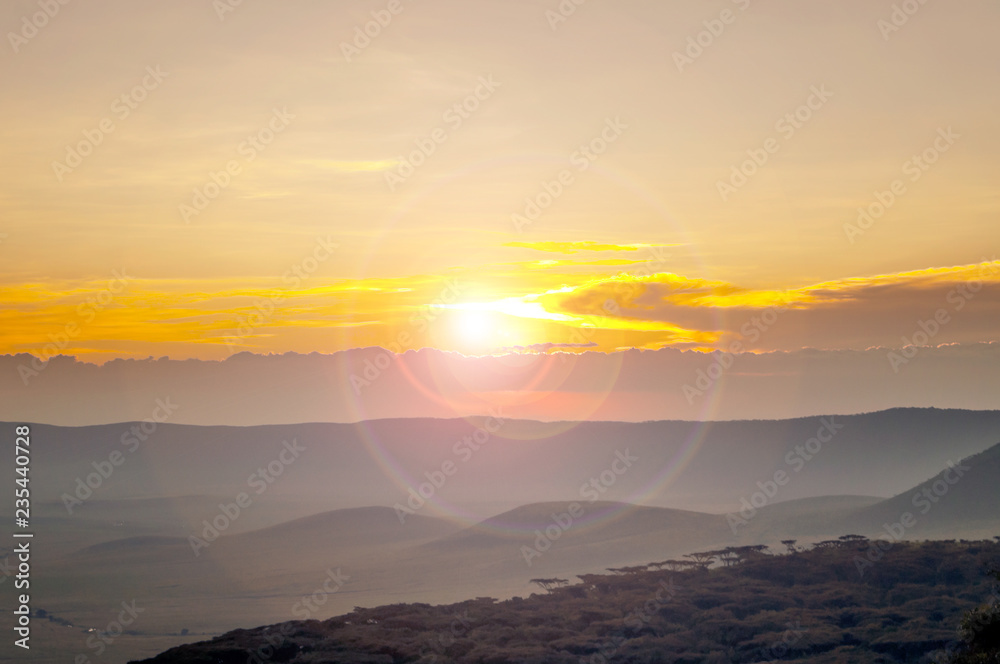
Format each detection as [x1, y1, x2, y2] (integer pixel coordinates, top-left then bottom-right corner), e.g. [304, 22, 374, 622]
[839, 534, 869, 548]
[655, 559, 699, 572]
[717, 549, 742, 567]
[685, 551, 717, 566]
[735, 544, 770, 558]
[619, 565, 649, 575]
[529, 578, 569, 592]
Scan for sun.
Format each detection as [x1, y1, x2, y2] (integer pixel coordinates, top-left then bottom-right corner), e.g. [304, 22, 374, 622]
[455, 310, 496, 347]
[432, 299, 552, 352]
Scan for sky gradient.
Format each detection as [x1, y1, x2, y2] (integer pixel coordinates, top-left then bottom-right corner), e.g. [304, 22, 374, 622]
[2, 0, 999, 367]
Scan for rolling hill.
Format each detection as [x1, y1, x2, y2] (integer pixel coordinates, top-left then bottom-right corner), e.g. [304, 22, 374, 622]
[10, 411, 999, 664]
[11, 408, 1000, 527]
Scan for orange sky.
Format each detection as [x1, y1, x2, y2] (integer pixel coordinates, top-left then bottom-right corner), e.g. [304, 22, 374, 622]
[2, 0, 998, 362]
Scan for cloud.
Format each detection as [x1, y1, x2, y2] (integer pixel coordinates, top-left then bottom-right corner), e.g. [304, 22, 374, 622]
[538, 259, 1000, 351]
[4, 260, 998, 360]
[3, 343, 1000, 425]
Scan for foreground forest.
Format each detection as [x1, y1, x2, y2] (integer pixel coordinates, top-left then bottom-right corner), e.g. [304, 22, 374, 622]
[135, 538, 1000, 664]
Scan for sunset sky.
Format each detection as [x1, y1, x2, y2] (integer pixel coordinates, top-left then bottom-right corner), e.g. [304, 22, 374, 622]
[2, 0, 999, 364]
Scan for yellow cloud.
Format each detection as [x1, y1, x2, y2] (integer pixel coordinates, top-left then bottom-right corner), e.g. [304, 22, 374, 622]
[435, 285, 718, 347]
[548, 259, 1000, 312]
[436, 298, 576, 323]
[4, 259, 997, 360]
[801, 260, 1000, 299]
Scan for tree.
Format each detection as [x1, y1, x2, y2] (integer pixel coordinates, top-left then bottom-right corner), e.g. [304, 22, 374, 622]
[619, 565, 649, 575]
[946, 568, 1000, 663]
[655, 559, 701, 572]
[530, 578, 569, 592]
[717, 548, 742, 567]
[781, 539, 799, 554]
[839, 534, 869, 548]
[686, 551, 717, 566]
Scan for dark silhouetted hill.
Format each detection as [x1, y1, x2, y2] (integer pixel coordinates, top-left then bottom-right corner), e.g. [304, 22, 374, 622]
[132, 539, 1000, 664]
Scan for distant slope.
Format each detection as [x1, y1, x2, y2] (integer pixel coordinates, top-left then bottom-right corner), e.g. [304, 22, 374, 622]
[31, 494, 331, 535]
[838, 441, 1000, 539]
[74, 535, 192, 565]
[736, 443, 1000, 543]
[415, 501, 735, 583]
[9, 408, 1000, 523]
[430, 500, 725, 551]
[722, 494, 887, 544]
[225, 505, 461, 553]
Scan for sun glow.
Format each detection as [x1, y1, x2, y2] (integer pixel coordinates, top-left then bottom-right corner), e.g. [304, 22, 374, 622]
[456, 310, 495, 346]
[431, 300, 551, 353]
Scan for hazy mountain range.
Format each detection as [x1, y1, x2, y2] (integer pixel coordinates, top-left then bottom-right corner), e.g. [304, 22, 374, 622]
[3, 407, 998, 663]
[16, 407, 1000, 522]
